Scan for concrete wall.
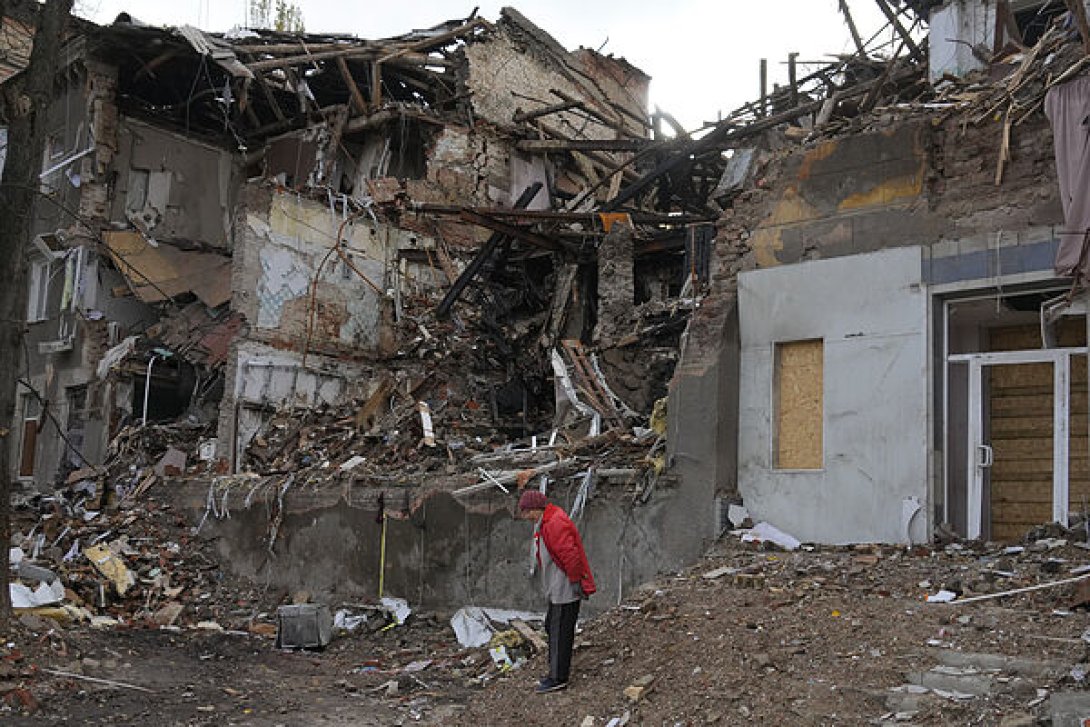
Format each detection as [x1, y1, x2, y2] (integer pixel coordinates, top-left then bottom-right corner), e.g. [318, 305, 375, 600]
[175, 477, 713, 616]
[110, 117, 237, 250]
[737, 246, 930, 544]
[929, 0, 996, 82]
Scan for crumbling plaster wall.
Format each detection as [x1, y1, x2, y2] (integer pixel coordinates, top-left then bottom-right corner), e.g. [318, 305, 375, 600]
[463, 24, 642, 140]
[234, 185, 395, 354]
[218, 182, 454, 461]
[419, 124, 537, 213]
[744, 117, 1060, 271]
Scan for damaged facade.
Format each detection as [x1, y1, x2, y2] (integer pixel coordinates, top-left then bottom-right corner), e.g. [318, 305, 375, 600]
[11, 0, 1090, 617]
[5, 6, 712, 610]
[694, 0, 1090, 545]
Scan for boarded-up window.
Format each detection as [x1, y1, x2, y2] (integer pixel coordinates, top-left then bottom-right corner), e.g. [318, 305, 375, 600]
[774, 339, 824, 470]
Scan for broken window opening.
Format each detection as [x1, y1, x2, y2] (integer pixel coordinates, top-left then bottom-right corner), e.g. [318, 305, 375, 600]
[634, 253, 685, 305]
[131, 359, 197, 424]
[26, 254, 61, 323]
[773, 339, 824, 471]
[18, 394, 41, 479]
[64, 385, 88, 472]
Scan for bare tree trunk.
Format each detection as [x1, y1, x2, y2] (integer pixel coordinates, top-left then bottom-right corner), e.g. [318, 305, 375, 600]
[0, 0, 74, 631]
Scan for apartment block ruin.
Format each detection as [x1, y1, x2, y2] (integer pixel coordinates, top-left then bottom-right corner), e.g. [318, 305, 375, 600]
[9, 0, 1090, 614]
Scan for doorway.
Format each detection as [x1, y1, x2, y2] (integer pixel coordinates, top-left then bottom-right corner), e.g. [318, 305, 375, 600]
[945, 304, 1089, 540]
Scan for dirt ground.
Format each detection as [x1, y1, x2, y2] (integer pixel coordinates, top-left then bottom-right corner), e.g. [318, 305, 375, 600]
[6, 532, 1090, 726]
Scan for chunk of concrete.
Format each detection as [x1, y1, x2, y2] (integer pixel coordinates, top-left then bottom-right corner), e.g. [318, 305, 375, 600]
[907, 666, 994, 697]
[1051, 691, 1090, 727]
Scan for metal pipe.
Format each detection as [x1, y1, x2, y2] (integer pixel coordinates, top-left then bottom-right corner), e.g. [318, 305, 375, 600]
[141, 354, 160, 426]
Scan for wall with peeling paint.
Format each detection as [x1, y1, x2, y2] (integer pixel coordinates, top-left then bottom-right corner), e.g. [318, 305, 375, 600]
[236, 188, 392, 353]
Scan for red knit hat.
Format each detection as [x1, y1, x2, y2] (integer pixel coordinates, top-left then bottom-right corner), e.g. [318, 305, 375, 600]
[518, 490, 548, 511]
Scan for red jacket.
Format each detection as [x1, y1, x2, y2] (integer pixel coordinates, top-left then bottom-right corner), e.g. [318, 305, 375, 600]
[539, 503, 597, 596]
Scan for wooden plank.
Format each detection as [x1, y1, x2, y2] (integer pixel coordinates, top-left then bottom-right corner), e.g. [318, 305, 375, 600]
[774, 340, 823, 469]
[990, 365, 1053, 388]
[993, 503, 1054, 520]
[336, 55, 368, 114]
[18, 419, 36, 477]
[993, 438, 1057, 457]
[989, 321, 1086, 351]
[510, 618, 547, 651]
[515, 138, 647, 153]
[994, 459, 1088, 478]
[991, 416, 1056, 437]
[991, 395, 1089, 417]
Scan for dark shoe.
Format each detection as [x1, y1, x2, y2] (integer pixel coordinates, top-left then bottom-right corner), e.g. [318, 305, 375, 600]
[535, 677, 568, 694]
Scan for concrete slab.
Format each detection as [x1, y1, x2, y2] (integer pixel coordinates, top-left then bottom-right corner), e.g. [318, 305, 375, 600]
[1050, 690, 1090, 727]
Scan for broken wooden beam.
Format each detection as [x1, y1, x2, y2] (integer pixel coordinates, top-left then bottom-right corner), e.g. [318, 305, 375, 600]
[435, 183, 542, 318]
[246, 47, 451, 73]
[605, 64, 921, 211]
[377, 17, 488, 62]
[336, 55, 368, 114]
[839, 0, 867, 57]
[458, 209, 564, 252]
[874, 0, 924, 62]
[513, 99, 582, 124]
[407, 204, 714, 225]
[1064, 0, 1090, 55]
[788, 52, 799, 109]
[549, 87, 640, 138]
[515, 138, 648, 153]
[759, 58, 768, 118]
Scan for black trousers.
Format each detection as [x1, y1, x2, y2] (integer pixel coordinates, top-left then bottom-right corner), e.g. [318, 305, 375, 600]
[544, 600, 581, 682]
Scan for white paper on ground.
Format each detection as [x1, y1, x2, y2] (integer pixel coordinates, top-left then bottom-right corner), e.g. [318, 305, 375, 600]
[737, 521, 801, 551]
[926, 589, 958, 603]
[10, 579, 65, 609]
[450, 606, 545, 648]
[380, 596, 412, 625]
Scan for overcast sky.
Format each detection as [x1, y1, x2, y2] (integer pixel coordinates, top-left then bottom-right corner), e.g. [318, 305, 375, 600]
[77, 0, 900, 130]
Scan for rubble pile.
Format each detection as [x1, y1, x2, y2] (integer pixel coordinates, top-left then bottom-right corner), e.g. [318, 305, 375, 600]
[8, 481, 268, 633]
[466, 530, 1090, 725]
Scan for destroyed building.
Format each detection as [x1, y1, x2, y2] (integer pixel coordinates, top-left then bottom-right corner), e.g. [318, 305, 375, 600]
[691, 0, 1090, 546]
[4, 5, 715, 611]
[10, 0, 1090, 621]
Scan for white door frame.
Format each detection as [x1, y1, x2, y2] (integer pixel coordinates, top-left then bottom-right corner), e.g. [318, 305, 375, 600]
[949, 347, 1085, 539]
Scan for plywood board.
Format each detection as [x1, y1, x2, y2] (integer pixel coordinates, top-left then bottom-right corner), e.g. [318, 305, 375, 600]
[987, 357, 1053, 541]
[774, 340, 823, 470]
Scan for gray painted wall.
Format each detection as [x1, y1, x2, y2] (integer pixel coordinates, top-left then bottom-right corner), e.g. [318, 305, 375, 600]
[737, 245, 930, 544]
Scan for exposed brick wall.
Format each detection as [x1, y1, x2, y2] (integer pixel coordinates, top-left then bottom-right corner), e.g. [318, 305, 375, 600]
[682, 109, 1064, 370]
